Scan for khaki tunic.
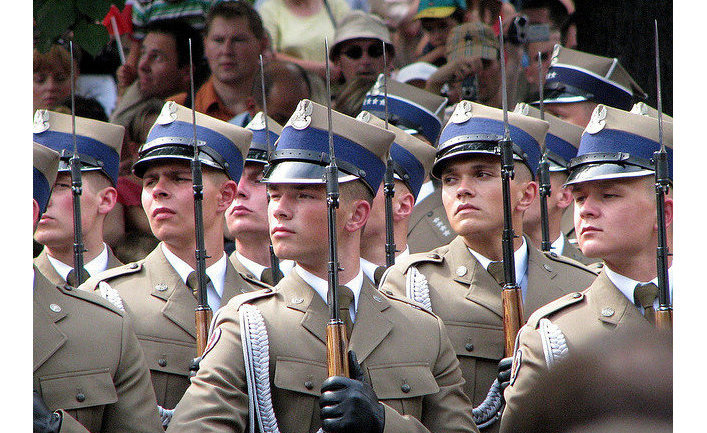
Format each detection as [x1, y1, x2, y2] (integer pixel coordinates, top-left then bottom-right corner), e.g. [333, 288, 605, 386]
[166, 271, 479, 433]
[33, 268, 163, 433]
[79, 244, 270, 410]
[499, 271, 655, 433]
[407, 184, 455, 254]
[378, 235, 597, 432]
[34, 246, 124, 287]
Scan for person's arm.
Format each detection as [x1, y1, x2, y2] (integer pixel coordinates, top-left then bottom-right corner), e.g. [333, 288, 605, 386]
[425, 57, 482, 95]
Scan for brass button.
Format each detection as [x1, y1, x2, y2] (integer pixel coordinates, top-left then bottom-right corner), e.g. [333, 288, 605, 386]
[401, 383, 411, 393]
[465, 343, 474, 352]
[304, 381, 314, 390]
[76, 393, 85, 402]
[158, 359, 167, 367]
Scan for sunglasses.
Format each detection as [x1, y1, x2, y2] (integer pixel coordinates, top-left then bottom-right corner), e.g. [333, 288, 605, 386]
[342, 44, 384, 60]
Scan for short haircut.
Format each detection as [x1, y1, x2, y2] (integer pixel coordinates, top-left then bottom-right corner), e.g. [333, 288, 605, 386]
[144, 19, 204, 68]
[252, 60, 311, 107]
[206, 1, 265, 41]
[341, 180, 374, 206]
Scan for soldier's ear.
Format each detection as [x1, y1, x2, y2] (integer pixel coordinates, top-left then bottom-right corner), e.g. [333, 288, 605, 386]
[394, 190, 414, 222]
[216, 179, 238, 212]
[556, 185, 573, 210]
[515, 180, 538, 212]
[661, 195, 673, 229]
[344, 199, 370, 233]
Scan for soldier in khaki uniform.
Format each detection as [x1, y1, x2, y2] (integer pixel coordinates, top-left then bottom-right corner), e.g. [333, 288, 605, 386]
[500, 105, 673, 432]
[33, 142, 163, 433]
[33, 110, 125, 287]
[166, 99, 479, 433]
[226, 112, 294, 285]
[80, 102, 269, 420]
[514, 102, 598, 265]
[378, 101, 597, 431]
[362, 75, 455, 254]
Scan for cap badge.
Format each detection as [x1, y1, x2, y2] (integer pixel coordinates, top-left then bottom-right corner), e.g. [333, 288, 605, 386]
[33, 110, 50, 133]
[516, 103, 530, 116]
[356, 111, 372, 123]
[290, 100, 313, 130]
[585, 105, 608, 134]
[248, 112, 267, 131]
[550, 44, 561, 65]
[156, 101, 178, 125]
[371, 74, 385, 95]
[450, 100, 474, 124]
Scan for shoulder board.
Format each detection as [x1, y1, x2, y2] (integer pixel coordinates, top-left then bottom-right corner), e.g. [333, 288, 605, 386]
[543, 251, 599, 276]
[79, 261, 143, 291]
[526, 291, 585, 328]
[378, 287, 436, 317]
[224, 287, 278, 312]
[395, 248, 447, 272]
[238, 271, 273, 290]
[56, 284, 124, 316]
[588, 261, 604, 273]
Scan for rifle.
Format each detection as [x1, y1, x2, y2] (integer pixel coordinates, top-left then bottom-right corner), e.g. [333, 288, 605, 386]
[324, 38, 349, 378]
[536, 51, 552, 252]
[382, 42, 396, 268]
[188, 38, 212, 355]
[68, 41, 87, 287]
[652, 20, 672, 329]
[498, 17, 524, 357]
[259, 54, 283, 285]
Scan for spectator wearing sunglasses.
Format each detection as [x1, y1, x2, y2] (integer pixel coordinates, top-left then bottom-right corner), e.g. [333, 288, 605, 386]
[414, 0, 466, 67]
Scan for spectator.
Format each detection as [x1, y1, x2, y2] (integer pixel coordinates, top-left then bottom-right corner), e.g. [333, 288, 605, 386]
[413, 0, 466, 67]
[394, 61, 438, 88]
[244, 60, 311, 126]
[522, 27, 561, 102]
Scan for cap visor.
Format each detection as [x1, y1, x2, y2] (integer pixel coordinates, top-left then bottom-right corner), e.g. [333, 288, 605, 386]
[263, 160, 359, 185]
[132, 145, 224, 178]
[565, 163, 654, 186]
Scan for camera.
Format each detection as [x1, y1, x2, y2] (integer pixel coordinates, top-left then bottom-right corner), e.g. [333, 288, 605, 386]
[506, 15, 550, 45]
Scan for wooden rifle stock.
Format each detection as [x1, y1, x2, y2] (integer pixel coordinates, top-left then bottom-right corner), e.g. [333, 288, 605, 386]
[502, 287, 524, 356]
[327, 321, 350, 377]
[195, 308, 213, 355]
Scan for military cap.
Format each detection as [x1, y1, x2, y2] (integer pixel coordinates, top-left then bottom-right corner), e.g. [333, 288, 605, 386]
[33, 142, 60, 213]
[514, 102, 583, 171]
[566, 104, 673, 185]
[33, 110, 124, 185]
[263, 99, 395, 195]
[133, 101, 252, 181]
[415, 0, 465, 19]
[630, 102, 674, 122]
[330, 11, 394, 58]
[542, 45, 647, 110]
[244, 112, 283, 164]
[362, 74, 448, 145]
[433, 100, 549, 179]
[445, 22, 499, 63]
[356, 111, 436, 199]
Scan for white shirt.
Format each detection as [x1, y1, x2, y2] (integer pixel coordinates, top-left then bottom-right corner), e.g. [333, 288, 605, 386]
[604, 265, 674, 312]
[469, 237, 530, 300]
[48, 243, 109, 281]
[551, 234, 566, 256]
[295, 265, 364, 322]
[161, 244, 227, 311]
[360, 247, 410, 283]
[235, 251, 295, 281]
[415, 181, 435, 206]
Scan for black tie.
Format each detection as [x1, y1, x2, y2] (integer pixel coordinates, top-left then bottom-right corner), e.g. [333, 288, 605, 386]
[487, 261, 506, 286]
[66, 267, 89, 287]
[634, 283, 659, 324]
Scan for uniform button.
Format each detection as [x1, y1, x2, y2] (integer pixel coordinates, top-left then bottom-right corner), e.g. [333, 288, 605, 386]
[572, 292, 581, 299]
[130, 263, 138, 269]
[601, 307, 615, 317]
[543, 264, 552, 272]
[64, 285, 72, 291]
[550, 252, 558, 257]
[427, 253, 440, 259]
[427, 211, 434, 217]
[456, 266, 467, 277]
[401, 383, 411, 393]
[465, 343, 474, 352]
[304, 381, 314, 390]
[76, 393, 85, 402]
[155, 283, 168, 292]
[49, 304, 61, 313]
[373, 295, 383, 302]
[291, 297, 304, 304]
[158, 359, 167, 367]
[263, 288, 272, 293]
[384, 290, 393, 296]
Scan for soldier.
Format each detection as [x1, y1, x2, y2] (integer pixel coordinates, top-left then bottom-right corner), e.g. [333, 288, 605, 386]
[226, 112, 294, 284]
[499, 105, 673, 433]
[540, 45, 647, 127]
[515, 102, 598, 265]
[355, 111, 436, 282]
[362, 75, 455, 253]
[33, 110, 124, 287]
[79, 102, 269, 416]
[33, 142, 163, 433]
[166, 99, 479, 433]
[378, 101, 598, 432]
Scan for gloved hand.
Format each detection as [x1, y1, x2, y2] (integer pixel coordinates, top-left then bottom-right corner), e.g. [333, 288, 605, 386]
[498, 356, 513, 393]
[320, 350, 385, 433]
[34, 390, 61, 433]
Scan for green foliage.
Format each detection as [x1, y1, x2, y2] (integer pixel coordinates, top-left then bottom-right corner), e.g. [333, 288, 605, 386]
[34, 0, 126, 57]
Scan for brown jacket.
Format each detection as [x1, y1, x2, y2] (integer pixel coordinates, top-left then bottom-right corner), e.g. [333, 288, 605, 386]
[34, 246, 123, 288]
[79, 244, 269, 409]
[166, 270, 479, 433]
[34, 267, 163, 433]
[407, 184, 455, 254]
[378, 235, 598, 432]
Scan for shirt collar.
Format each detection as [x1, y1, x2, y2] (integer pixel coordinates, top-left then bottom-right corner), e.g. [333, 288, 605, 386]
[161, 243, 227, 299]
[294, 265, 364, 313]
[47, 243, 109, 281]
[469, 237, 529, 283]
[603, 265, 674, 305]
[235, 251, 267, 280]
[359, 246, 410, 282]
[415, 180, 434, 205]
[550, 233, 565, 255]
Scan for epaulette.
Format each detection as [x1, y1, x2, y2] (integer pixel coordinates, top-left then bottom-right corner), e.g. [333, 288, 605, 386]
[378, 286, 436, 317]
[588, 261, 604, 273]
[542, 250, 599, 276]
[526, 291, 585, 328]
[224, 287, 278, 312]
[56, 284, 124, 317]
[238, 271, 273, 290]
[79, 261, 143, 291]
[395, 248, 447, 273]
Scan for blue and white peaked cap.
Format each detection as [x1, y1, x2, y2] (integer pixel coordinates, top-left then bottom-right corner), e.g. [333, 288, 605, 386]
[263, 99, 395, 195]
[134, 101, 252, 180]
[33, 142, 60, 214]
[356, 111, 436, 199]
[566, 104, 673, 185]
[542, 45, 647, 110]
[433, 101, 549, 179]
[362, 74, 448, 145]
[244, 112, 283, 164]
[33, 109, 124, 185]
[514, 102, 583, 172]
[630, 102, 674, 122]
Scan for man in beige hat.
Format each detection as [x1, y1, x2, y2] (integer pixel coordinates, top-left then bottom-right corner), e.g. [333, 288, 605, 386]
[79, 102, 270, 424]
[167, 99, 479, 433]
[331, 11, 395, 84]
[33, 110, 125, 287]
[379, 101, 597, 433]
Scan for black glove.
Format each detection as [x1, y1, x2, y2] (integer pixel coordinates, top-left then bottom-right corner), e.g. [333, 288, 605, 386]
[498, 357, 513, 392]
[34, 390, 61, 433]
[319, 350, 385, 433]
[189, 356, 202, 377]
